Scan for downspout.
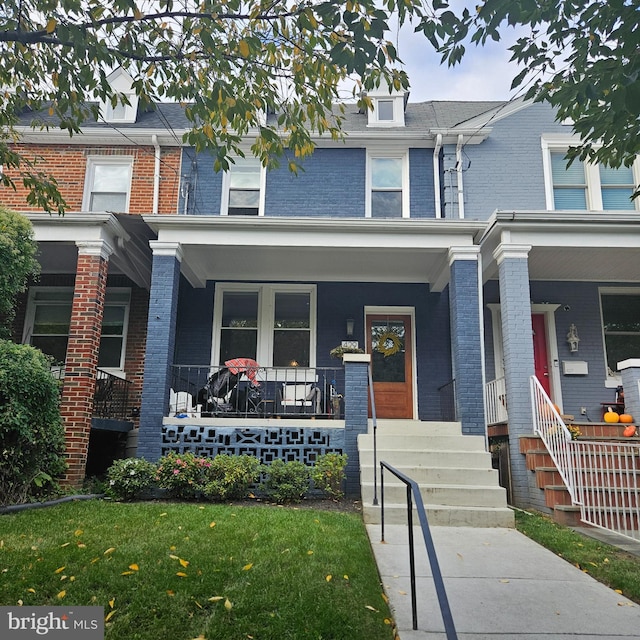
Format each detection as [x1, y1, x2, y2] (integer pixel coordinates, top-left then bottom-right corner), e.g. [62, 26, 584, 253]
[433, 133, 442, 219]
[456, 134, 465, 219]
[152, 134, 160, 214]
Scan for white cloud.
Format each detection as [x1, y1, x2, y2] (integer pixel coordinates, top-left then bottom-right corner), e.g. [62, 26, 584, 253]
[394, 21, 528, 102]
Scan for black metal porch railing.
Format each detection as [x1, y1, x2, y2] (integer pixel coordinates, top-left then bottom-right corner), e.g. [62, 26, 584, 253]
[380, 461, 458, 638]
[51, 367, 133, 421]
[169, 365, 344, 419]
[438, 378, 456, 421]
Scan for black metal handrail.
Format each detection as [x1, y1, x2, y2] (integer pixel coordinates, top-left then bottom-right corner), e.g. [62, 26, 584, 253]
[437, 378, 457, 421]
[380, 461, 458, 638]
[169, 364, 344, 418]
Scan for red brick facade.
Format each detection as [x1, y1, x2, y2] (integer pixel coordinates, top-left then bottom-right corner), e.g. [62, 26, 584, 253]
[60, 247, 109, 486]
[2, 144, 181, 214]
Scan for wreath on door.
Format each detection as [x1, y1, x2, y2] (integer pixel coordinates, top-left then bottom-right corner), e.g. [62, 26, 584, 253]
[377, 330, 402, 357]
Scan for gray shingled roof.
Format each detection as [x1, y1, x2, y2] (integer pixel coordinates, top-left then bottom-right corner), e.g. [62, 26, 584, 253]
[15, 99, 507, 134]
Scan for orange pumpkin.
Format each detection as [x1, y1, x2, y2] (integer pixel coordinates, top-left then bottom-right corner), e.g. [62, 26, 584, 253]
[604, 409, 620, 423]
[619, 414, 634, 423]
[623, 425, 637, 437]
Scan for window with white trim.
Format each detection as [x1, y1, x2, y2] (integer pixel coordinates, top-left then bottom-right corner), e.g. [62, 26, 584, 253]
[83, 157, 133, 213]
[214, 285, 316, 367]
[544, 141, 639, 211]
[24, 288, 131, 370]
[367, 154, 408, 218]
[221, 156, 264, 216]
[600, 289, 640, 382]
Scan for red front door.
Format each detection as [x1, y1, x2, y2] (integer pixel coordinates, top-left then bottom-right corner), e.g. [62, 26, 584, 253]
[532, 313, 551, 397]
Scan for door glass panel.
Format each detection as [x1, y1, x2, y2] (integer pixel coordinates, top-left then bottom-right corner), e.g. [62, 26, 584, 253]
[370, 320, 406, 382]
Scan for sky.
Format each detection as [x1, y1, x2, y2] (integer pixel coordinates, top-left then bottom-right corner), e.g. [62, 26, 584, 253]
[391, 20, 526, 103]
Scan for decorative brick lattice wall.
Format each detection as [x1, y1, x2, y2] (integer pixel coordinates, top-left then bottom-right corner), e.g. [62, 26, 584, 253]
[161, 425, 345, 465]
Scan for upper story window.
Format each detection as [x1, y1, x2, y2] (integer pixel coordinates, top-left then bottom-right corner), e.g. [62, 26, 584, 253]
[23, 288, 131, 371]
[543, 138, 639, 211]
[600, 288, 640, 384]
[83, 157, 133, 213]
[377, 100, 394, 121]
[221, 156, 264, 216]
[214, 284, 316, 368]
[367, 154, 408, 218]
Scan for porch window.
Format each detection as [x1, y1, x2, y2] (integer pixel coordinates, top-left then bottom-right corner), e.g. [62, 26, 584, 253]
[600, 291, 640, 378]
[368, 155, 406, 218]
[222, 156, 263, 216]
[25, 288, 131, 370]
[214, 285, 315, 367]
[83, 157, 133, 212]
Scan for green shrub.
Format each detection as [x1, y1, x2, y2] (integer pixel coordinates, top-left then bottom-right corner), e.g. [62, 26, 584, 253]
[263, 459, 310, 503]
[0, 340, 66, 505]
[106, 457, 157, 501]
[311, 452, 348, 499]
[202, 454, 262, 501]
[155, 451, 210, 499]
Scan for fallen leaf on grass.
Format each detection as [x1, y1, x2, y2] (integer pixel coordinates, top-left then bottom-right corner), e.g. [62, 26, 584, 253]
[74, 529, 83, 537]
[105, 610, 116, 622]
[210, 522, 216, 528]
[179, 558, 189, 568]
[57, 590, 66, 600]
[54, 566, 65, 574]
[208, 596, 224, 602]
[166, 590, 175, 596]
[176, 572, 188, 578]
[104, 547, 116, 556]
[27, 588, 35, 594]
[129, 564, 139, 571]
[109, 599, 115, 609]
[60, 543, 70, 548]
[365, 605, 379, 612]
[325, 575, 332, 582]
[224, 598, 233, 611]
[242, 563, 253, 571]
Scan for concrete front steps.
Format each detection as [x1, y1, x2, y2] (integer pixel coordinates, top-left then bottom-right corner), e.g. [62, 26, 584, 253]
[358, 419, 514, 527]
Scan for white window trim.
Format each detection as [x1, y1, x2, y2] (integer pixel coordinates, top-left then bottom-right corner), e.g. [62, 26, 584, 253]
[598, 286, 640, 388]
[220, 157, 266, 216]
[541, 136, 640, 212]
[365, 151, 410, 218]
[103, 93, 137, 124]
[82, 156, 134, 213]
[22, 286, 131, 374]
[211, 283, 317, 372]
[367, 96, 406, 127]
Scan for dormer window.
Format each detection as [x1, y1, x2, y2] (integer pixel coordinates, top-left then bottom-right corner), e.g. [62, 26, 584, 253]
[104, 95, 137, 123]
[378, 100, 394, 121]
[365, 81, 406, 127]
[100, 67, 139, 124]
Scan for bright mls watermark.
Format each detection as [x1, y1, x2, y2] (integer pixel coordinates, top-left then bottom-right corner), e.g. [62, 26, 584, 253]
[1, 607, 103, 639]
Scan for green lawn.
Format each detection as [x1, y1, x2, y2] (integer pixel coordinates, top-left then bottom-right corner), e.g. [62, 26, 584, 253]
[0, 500, 395, 640]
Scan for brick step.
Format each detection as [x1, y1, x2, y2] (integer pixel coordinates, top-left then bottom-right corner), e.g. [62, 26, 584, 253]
[536, 466, 640, 489]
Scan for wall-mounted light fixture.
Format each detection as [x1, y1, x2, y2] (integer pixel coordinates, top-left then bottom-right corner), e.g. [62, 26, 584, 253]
[346, 318, 355, 338]
[567, 324, 580, 353]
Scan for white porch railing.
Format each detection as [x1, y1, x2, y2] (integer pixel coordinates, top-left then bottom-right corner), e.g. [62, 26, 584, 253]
[485, 377, 508, 425]
[530, 375, 640, 541]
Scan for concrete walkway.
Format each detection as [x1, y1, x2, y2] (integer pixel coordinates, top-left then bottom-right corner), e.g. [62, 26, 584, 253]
[366, 523, 640, 639]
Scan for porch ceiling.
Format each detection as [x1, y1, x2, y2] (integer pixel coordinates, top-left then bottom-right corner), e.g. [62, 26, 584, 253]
[144, 215, 487, 289]
[480, 211, 640, 283]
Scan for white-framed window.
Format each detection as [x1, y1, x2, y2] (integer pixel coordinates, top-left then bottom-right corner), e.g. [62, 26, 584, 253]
[220, 156, 265, 216]
[23, 287, 131, 371]
[83, 157, 133, 213]
[213, 284, 316, 368]
[542, 138, 639, 211]
[599, 287, 640, 385]
[366, 153, 409, 218]
[367, 95, 406, 127]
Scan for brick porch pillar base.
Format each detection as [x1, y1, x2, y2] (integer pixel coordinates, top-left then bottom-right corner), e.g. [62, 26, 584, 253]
[60, 241, 111, 487]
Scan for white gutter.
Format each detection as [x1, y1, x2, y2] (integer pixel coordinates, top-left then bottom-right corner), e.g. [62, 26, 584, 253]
[456, 134, 465, 219]
[152, 134, 160, 214]
[433, 133, 442, 219]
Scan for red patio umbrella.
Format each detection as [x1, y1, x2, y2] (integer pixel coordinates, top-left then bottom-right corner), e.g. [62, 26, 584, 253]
[225, 358, 261, 386]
